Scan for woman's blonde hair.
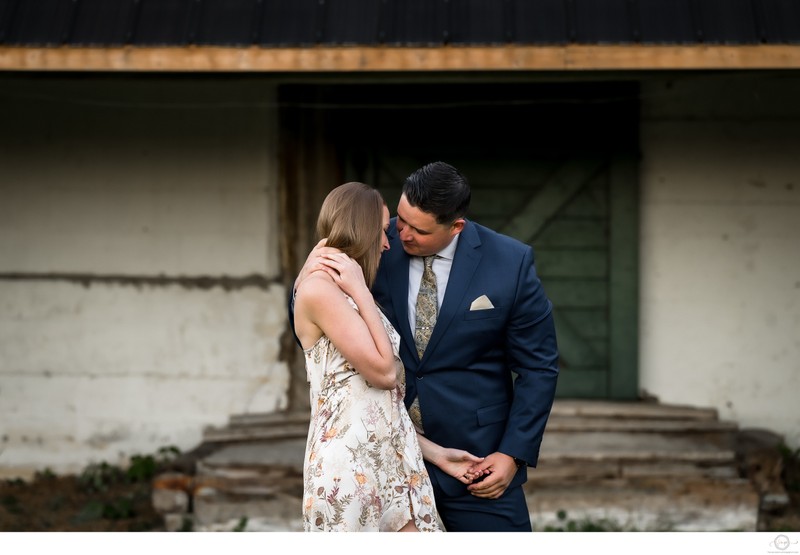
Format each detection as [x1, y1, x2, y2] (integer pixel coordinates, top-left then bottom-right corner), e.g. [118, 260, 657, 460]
[316, 182, 385, 288]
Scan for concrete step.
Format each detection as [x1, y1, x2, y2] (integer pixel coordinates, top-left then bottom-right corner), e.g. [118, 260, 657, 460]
[202, 402, 736, 442]
[524, 475, 760, 531]
[188, 438, 306, 531]
[207, 405, 741, 466]
[202, 410, 309, 443]
[154, 401, 773, 531]
[539, 429, 736, 465]
[549, 399, 721, 421]
[188, 475, 760, 532]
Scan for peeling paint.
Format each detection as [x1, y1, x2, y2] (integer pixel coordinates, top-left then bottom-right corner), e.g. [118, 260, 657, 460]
[87, 428, 131, 449]
[0, 273, 279, 292]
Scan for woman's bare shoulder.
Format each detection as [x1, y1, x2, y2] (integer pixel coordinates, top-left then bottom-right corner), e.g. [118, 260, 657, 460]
[296, 270, 340, 303]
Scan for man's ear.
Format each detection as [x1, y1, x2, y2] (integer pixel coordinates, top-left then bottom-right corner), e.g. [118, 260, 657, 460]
[451, 218, 465, 235]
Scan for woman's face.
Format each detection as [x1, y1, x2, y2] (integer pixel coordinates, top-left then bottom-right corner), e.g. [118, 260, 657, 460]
[380, 204, 391, 253]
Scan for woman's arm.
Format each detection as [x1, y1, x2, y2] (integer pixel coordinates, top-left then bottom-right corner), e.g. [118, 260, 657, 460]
[416, 433, 484, 484]
[295, 254, 397, 390]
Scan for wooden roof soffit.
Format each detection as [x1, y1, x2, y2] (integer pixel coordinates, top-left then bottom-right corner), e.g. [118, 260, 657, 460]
[1, 45, 800, 72]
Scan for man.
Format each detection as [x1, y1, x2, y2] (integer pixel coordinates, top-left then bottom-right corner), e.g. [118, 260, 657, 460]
[293, 161, 559, 531]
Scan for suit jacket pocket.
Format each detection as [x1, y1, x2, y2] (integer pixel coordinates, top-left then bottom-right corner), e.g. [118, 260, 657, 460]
[476, 401, 510, 427]
[463, 307, 502, 321]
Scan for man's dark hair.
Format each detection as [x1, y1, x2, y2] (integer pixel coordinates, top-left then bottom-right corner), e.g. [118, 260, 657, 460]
[402, 161, 471, 224]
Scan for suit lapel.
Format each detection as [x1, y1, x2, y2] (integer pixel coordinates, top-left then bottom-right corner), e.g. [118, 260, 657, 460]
[419, 220, 482, 366]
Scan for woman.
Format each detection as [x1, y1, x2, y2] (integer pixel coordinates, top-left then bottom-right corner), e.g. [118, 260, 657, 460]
[293, 182, 482, 532]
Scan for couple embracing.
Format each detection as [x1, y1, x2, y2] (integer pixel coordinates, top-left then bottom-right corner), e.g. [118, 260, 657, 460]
[290, 161, 559, 532]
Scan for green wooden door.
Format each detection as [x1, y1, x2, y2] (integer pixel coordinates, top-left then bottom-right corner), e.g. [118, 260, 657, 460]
[294, 81, 640, 399]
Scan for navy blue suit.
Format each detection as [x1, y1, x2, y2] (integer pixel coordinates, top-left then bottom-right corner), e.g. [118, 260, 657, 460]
[373, 218, 559, 531]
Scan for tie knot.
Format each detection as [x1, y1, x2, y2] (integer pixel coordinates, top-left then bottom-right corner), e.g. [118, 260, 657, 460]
[422, 255, 436, 269]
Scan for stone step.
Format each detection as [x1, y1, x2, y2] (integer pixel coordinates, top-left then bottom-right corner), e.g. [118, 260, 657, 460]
[214, 401, 722, 430]
[186, 473, 760, 532]
[203, 403, 735, 444]
[190, 437, 738, 492]
[549, 400, 721, 421]
[155, 401, 775, 532]
[199, 403, 740, 478]
[204, 415, 736, 442]
[192, 487, 304, 531]
[524, 476, 760, 531]
[539, 430, 736, 464]
[528, 460, 740, 483]
[545, 415, 737, 433]
[202, 422, 309, 443]
[197, 439, 306, 476]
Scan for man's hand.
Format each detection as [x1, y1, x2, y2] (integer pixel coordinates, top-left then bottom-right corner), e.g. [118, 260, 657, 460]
[465, 452, 520, 499]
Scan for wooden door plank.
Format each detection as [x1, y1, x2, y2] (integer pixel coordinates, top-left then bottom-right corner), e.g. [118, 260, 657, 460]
[554, 369, 609, 399]
[499, 158, 608, 243]
[553, 308, 606, 369]
[535, 248, 608, 278]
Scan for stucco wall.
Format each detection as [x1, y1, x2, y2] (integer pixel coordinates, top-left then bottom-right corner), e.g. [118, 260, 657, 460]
[3, 71, 799, 477]
[639, 73, 800, 449]
[0, 77, 288, 476]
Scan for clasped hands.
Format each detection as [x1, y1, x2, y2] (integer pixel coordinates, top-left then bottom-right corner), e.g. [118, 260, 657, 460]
[441, 450, 521, 500]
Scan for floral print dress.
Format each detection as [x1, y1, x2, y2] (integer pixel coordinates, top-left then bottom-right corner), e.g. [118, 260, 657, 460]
[301, 295, 441, 532]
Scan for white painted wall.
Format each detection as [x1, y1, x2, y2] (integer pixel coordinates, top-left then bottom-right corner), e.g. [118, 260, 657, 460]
[3, 71, 798, 479]
[640, 73, 800, 449]
[0, 77, 288, 476]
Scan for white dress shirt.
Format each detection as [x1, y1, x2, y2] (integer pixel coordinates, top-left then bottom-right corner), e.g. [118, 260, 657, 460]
[407, 234, 460, 335]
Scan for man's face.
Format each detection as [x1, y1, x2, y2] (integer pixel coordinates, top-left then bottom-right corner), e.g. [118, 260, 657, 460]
[395, 194, 463, 257]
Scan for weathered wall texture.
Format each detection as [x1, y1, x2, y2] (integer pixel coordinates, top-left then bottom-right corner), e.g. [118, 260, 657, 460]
[3, 71, 799, 478]
[0, 77, 287, 475]
[639, 73, 800, 449]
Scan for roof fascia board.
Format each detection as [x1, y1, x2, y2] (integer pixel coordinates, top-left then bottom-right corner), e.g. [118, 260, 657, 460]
[2, 45, 799, 72]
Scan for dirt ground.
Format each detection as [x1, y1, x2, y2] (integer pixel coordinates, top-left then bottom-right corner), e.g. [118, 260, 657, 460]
[2, 447, 799, 532]
[0, 449, 187, 532]
[0, 472, 164, 532]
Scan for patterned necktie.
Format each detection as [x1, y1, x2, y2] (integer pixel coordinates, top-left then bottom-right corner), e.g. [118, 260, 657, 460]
[409, 256, 437, 432]
[414, 255, 438, 359]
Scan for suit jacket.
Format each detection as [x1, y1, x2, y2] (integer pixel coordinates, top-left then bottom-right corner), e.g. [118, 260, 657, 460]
[373, 218, 559, 497]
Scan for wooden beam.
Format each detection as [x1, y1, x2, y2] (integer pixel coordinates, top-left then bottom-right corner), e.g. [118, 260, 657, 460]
[1, 44, 800, 72]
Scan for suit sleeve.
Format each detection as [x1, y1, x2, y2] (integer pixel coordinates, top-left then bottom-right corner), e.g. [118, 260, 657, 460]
[497, 245, 559, 467]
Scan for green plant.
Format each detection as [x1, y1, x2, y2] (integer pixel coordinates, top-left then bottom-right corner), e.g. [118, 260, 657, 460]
[78, 462, 125, 493]
[179, 516, 194, 532]
[126, 455, 157, 483]
[34, 468, 56, 481]
[233, 516, 248, 532]
[77, 446, 183, 492]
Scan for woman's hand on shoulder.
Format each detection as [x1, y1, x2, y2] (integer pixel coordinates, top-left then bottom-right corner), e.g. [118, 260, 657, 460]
[295, 239, 342, 288]
[317, 252, 369, 301]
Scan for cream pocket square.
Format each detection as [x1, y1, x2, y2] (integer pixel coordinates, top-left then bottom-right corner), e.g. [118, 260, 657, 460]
[469, 294, 494, 311]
